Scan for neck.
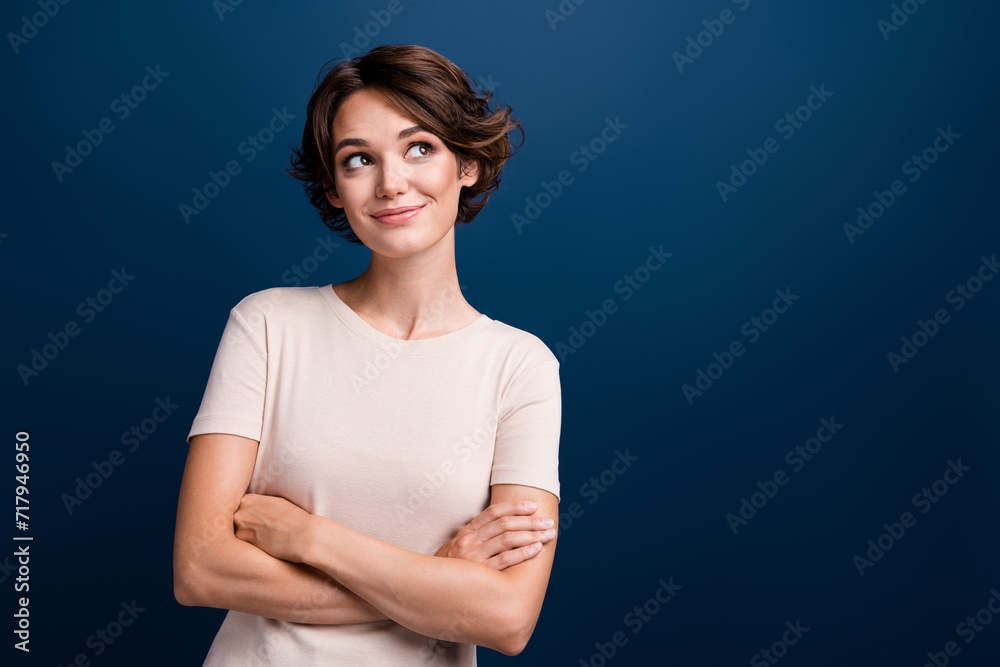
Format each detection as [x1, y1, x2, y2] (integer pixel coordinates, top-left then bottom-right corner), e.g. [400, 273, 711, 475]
[336, 228, 478, 339]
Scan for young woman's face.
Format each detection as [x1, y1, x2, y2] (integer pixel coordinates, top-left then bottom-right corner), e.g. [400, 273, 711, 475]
[326, 88, 478, 257]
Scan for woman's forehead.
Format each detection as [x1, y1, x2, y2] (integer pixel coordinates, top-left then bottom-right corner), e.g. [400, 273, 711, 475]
[333, 89, 423, 137]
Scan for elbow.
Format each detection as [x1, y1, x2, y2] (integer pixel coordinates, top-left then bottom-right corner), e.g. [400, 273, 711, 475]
[495, 625, 531, 657]
[173, 551, 207, 607]
[491, 604, 538, 657]
[497, 635, 528, 657]
[503, 618, 537, 657]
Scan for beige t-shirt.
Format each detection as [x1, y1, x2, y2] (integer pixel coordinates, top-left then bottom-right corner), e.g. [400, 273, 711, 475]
[186, 284, 561, 666]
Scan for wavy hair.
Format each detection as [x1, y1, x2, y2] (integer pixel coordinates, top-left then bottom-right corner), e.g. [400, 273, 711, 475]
[288, 44, 523, 245]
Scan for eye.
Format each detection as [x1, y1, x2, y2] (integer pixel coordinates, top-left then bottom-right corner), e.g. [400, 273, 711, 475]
[343, 153, 373, 169]
[405, 142, 434, 159]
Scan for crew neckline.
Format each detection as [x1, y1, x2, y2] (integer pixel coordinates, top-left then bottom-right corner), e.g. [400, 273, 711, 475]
[318, 283, 493, 354]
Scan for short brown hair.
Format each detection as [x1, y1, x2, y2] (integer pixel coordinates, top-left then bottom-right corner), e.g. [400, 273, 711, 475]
[288, 44, 523, 245]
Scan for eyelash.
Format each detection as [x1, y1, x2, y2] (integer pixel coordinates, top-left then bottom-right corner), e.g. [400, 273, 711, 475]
[341, 142, 435, 169]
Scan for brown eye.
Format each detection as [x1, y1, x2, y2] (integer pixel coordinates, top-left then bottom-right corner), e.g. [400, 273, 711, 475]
[405, 142, 433, 158]
[344, 154, 373, 169]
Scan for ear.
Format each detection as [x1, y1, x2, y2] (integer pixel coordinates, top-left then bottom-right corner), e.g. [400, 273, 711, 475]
[459, 158, 479, 188]
[324, 183, 342, 209]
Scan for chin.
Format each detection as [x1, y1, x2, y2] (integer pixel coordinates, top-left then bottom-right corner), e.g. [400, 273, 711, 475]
[357, 230, 444, 258]
[354, 219, 456, 257]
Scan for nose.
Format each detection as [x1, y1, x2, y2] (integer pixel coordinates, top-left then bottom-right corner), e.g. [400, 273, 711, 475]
[375, 158, 408, 199]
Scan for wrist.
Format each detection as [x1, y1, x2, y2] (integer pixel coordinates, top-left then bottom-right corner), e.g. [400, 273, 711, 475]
[299, 513, 327, 565]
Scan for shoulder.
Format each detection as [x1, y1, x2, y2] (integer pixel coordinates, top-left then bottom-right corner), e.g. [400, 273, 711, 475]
[229, 286, 325, 323]
[484, 318, 559, 375]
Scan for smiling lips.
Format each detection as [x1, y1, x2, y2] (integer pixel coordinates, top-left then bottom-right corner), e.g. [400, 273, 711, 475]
[370, 205, 424, 225]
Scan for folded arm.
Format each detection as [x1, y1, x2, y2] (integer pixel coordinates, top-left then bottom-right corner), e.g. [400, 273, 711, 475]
[173, 433, 555, 631]
[173, 433, 387, 624]
[236, 483, 559, 655]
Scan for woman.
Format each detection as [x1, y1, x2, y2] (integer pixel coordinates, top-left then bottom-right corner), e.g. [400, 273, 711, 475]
[173, 44, 563, 665]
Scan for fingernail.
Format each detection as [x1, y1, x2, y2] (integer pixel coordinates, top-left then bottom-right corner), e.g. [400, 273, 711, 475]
[525, 501, 537, 510]
[541, 518, 554, 528]
[543, 529, 556, 538]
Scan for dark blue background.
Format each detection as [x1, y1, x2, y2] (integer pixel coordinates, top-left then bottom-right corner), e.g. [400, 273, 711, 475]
[3, 0, 999, 665]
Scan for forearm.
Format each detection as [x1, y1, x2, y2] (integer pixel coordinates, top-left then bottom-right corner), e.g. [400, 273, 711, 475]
[300, 516, 528, 654]
[174, 532, 389, 625]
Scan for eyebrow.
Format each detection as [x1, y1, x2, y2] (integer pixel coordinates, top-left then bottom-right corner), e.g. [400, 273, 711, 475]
[334, 125, 429, 155]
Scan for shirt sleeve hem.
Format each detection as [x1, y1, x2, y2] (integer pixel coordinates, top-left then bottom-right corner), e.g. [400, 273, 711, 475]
[490, 469, 561, 502]
[187, 417, 262, 445]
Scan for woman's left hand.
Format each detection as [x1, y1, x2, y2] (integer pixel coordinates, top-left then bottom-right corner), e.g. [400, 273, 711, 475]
[234, 493, 313, 563]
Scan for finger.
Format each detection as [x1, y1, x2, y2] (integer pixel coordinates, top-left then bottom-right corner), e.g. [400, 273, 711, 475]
[472, 515, 556, 543]
[484, 542, 543, 571]
[482, 528, 557, 558]
[465, 500, 538, 531]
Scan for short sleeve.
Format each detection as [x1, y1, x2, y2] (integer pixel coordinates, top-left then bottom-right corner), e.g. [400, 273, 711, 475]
[186, 304, 267, 444]
[490, 359, 562, 501]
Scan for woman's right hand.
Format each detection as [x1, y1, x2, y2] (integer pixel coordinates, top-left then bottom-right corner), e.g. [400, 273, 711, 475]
[434, 500, 557, 571]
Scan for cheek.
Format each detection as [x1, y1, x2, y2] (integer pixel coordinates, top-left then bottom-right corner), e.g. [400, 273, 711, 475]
[417, 161, 462, 198]
[335, 177, 368, 209]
